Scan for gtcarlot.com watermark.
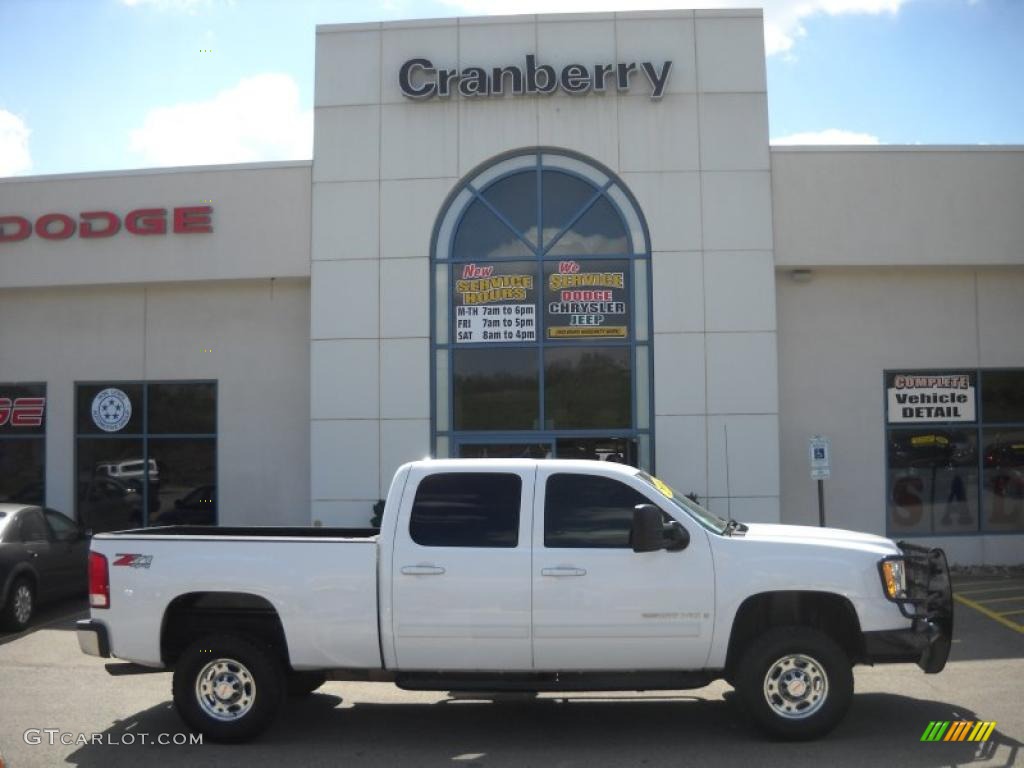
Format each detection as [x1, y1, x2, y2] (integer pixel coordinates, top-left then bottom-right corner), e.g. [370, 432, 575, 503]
[24, 729, 202, 746]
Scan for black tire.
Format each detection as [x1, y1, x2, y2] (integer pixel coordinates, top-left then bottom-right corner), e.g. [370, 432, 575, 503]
[286, 671, 326, 697]
[172, 634, 284, 743]
[1, 577, 34, 631]
[735, 626, 853, 740]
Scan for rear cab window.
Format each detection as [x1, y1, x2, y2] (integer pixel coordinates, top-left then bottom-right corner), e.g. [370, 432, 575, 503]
[409, 472, 521, 548]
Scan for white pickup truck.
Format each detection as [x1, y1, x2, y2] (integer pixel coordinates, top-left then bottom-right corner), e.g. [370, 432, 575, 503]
[78, 459, 952, 743]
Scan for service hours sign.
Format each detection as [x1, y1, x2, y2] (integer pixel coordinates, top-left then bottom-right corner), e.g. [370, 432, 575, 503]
[454, 262, 537, 343]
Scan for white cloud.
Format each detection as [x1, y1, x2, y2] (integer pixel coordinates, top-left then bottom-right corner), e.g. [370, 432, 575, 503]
[128, 74, 312, 167]
[771, 128, 881, 145]
[438, 0, 909, 55]
[0, 110, 32, 177]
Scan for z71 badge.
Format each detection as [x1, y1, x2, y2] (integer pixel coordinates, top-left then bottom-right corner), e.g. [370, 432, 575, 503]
[112, 554, 153, 569]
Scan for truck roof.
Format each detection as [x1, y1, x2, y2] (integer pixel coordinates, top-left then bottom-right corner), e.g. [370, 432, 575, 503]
[402, 458, 643, 476]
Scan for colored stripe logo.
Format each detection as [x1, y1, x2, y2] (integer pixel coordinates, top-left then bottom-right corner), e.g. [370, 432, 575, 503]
[921, 721, 997, 742]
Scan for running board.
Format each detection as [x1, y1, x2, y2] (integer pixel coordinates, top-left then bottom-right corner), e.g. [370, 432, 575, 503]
[395, 670, 717, 692]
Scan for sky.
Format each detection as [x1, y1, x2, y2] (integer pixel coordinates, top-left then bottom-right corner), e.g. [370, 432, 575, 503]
[0, 0, 1022, 177]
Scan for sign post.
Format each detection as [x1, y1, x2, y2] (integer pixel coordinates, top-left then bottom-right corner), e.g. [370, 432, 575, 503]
[809, 436, 831, 527]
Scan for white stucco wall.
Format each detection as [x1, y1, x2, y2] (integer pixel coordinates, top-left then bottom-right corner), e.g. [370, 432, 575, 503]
[0, 162, 311, 288]
[0, 279, 311, 526]
[776, 267, 1024, 564]
[310, 9, 779, 526]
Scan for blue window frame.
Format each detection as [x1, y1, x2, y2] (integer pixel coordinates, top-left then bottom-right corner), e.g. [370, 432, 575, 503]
[431, 149, 655, 469]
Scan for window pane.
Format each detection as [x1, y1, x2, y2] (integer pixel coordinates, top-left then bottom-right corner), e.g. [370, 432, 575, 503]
[76, 438, 147, 532]
[982, 429, 1024, 532]
[453, 261, 538, 345]
[452, 198, 533, 260]
[555, 438, 637, 466]
[76, 383, 144, 435]
[0, 440, 45, 505]
[544, 473, 650, 548]
[541, 171, 599, 249]
[453, 349, 539, 430]
[149, 439, 217, 526]
[545, 347, 631, 429]
[20, 509, 49, 542]
[544, 259, 629, 340]
[148, 383, 216, 434]
[410, 472, 520, 547]
[887, 429, 979, 535]
[479, 171, 538, 246]
[982, 371, 1024, 423]
[45, 510, 79, 541]
[545, 196, 629, 256]
[459, 443, 550, 459]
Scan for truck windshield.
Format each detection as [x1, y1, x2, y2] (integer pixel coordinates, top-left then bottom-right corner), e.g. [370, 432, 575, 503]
[635, 471, 729, 535]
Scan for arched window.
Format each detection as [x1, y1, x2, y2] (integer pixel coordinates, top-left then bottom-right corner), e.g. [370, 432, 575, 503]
[431, 150, 654, 469]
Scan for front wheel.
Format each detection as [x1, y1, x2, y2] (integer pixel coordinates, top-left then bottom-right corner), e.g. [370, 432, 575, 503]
[172, 634, 284, 743]
[735, 626, 853, 740]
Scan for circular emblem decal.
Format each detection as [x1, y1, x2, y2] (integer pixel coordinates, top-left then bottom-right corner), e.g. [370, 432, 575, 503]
[91, 388, 132, 432]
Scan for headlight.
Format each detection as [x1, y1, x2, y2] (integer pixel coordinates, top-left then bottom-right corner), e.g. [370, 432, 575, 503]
[881, 558, 907, 600]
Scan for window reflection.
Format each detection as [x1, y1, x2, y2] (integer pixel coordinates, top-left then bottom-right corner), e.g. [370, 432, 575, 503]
[887, 430, 978, 534]
[540, 171, 601, 249]
[452, 199, 533, 260]
[453, 348, 539, 430]
[545, 347, 631, 429]
[479, 171, 538, 247]
[982, 429, 1024, 532]
[545, 196, 629, 256]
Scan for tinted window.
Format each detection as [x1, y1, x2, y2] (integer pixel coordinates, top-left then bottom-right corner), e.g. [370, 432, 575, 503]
[453, 349, 539, 430]
[45, 509, 79, 541]
[410, 473, 521, 548]
[20, 509, 50, 542]
[982, 371, 1024, 423]
[545, 473, 651, 548]
[545, 347, 631, 429]
[148, 383, 216, 434]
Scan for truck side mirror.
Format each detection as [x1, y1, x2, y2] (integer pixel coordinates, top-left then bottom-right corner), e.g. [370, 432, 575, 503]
[632, 504, 691, 553]
[631, 504, 665, 553]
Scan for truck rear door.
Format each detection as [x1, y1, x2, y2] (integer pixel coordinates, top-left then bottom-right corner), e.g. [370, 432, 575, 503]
[390, 465, 535, 670]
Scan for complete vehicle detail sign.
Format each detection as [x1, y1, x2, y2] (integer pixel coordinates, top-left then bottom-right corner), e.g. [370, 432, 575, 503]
[886, 372, 976, 423]
[454, 262, 537, 343]
[400, 55, 672, 100]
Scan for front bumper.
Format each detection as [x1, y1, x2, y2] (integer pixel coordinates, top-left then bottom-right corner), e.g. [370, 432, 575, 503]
[77, 619, 111, 658]
[868, 542, 953, 673]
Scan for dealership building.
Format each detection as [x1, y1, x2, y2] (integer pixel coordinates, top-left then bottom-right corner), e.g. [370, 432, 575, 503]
[1, 9, 1022, 564]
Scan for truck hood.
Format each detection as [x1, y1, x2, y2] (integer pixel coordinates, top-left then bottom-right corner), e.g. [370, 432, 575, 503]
[738, 523, 900, 556]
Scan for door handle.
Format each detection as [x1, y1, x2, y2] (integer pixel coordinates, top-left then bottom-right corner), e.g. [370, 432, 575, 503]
[541, 566, 587, 577]
[401, 565, 446, 576]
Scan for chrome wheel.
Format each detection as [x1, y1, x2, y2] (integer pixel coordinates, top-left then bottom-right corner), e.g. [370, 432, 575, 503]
[195, 658, 256, 721]
[13, 583, 32, 626]
[762, 653, 829, 720]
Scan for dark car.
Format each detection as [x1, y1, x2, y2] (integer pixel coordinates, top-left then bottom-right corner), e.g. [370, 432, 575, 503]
[157, 485, 216, 526]
[0, 505, 89, 631]
[78, 476, 148, 533]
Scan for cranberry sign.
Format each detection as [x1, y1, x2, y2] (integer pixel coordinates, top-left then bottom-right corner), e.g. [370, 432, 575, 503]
[0, 206, 213, 243]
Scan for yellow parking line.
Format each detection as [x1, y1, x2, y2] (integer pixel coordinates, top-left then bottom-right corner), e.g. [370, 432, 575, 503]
[999, 609, 1024, 616]
[976, 595, 1024, 604]
[954, 593, 1024, 634]
[955, 579, 1022, 587]
[956, 584, 1024, 595]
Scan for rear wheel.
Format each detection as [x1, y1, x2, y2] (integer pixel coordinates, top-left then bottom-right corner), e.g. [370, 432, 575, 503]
[1, 577, 34, 631]
[172, 634, 284, 742]
[735, 626, 853, 740]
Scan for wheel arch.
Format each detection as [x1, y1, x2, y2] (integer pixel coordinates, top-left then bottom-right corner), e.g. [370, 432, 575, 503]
[725, 590, 864, 677]
[160, 591, 291, 668]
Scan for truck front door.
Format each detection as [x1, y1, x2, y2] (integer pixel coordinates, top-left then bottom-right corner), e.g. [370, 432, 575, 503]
[390, 466, 535, 671]
[532, 468, 715, 670]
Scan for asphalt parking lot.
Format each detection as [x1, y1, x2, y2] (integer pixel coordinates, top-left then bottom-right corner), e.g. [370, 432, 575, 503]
[1, 577, 1022, 768]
